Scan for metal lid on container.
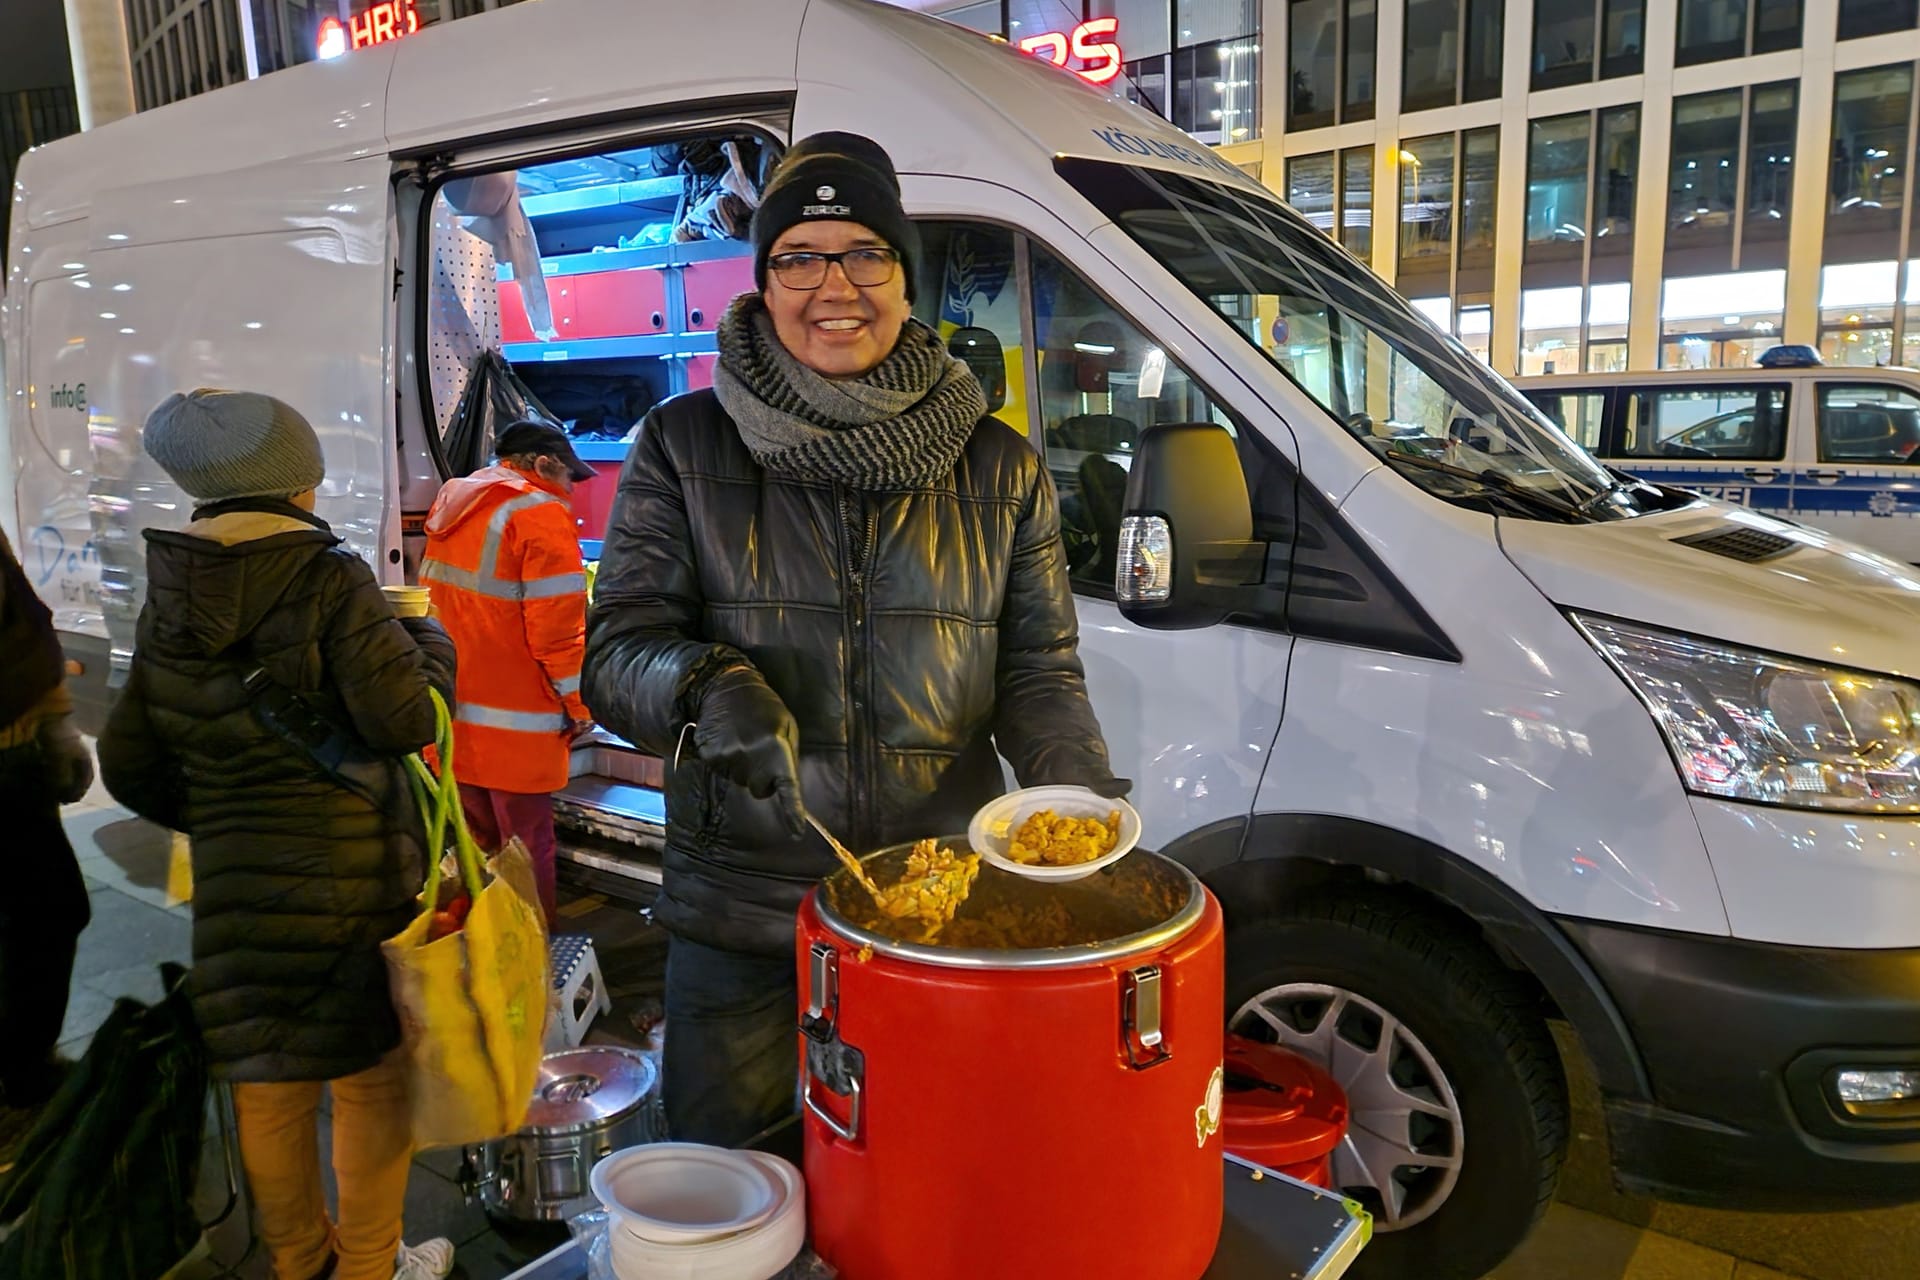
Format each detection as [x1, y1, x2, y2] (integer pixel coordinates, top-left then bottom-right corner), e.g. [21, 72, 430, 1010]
[522, 1046, 658, 1135]
[817, 838, 1205, 970]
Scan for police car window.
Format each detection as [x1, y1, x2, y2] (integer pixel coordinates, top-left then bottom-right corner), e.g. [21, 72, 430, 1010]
[1818, 385, 1920, 464]
[1528, 391, 1608, 451]
[913, 221, 1031, 438]
[1621, 386, 1789, 461]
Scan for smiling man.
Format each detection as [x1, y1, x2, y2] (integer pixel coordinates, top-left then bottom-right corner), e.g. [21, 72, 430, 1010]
[582, 133, 1126, 1144]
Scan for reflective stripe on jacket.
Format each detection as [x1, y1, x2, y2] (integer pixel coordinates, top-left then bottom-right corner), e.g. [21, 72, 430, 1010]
[423, 463, 588, 793]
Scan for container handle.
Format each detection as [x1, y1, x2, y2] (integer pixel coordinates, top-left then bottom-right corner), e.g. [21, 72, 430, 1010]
[1122, 965, 1172, 1071]
[803, 1065, 862, 1144]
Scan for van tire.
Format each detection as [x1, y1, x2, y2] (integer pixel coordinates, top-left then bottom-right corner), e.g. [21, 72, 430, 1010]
[1225, 893, 1567, 1280]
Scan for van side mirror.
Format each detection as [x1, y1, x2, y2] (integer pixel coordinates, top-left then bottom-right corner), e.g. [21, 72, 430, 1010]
[1116, 422, 1266, 630]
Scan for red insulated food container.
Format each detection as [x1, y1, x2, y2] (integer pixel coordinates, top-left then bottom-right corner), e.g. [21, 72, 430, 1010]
[797, 841, 1226, 1280]
[1221, 1035, 1349, 1188]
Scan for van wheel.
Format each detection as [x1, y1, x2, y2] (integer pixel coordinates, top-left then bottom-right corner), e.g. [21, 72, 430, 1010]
[1226, 894, 1567, 1280]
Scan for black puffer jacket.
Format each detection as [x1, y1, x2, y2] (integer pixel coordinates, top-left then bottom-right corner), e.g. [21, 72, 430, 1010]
[584, 391, 1113, 956]
[99, 504, 455, 1082]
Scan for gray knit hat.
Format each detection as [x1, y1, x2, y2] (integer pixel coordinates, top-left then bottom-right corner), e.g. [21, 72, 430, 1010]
[142, 389, 325, 502]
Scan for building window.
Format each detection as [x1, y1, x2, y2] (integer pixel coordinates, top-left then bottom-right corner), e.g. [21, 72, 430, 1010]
[1343, 146, 1374, 261]
[1521, 107, 1640, 375]
[1526, 113, 1591, 278]
[1660, 268, 1787, 367]
[1403, 0, 1503, 112]
[1285, 147, 1374, 262]
[1287, 153, 1337, 233]
[1675, 0, 1800, 67]
[1816, 61, 1907, 362]
[1098, 0, 1261, 143]
[1288, 0, 1375, 128]
[1821, 262, 1901, 366]
[1839, 0, 1920, 38]
[1398, 128, 1498, 357]
[1826, 65, 1912, 268]
[1743, 83, 1796, 270]
[1665, 84, 1795, 279]
[1399, 134, 1456, 292]
[1532, 0, 1644, 90]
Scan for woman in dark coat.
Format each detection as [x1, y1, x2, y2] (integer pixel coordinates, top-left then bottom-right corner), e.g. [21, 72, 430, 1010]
[100, 389, 459, 1280]
[584, 134, 1126, 1147]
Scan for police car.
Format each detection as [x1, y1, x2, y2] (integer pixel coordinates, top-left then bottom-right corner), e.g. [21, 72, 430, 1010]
[1514, 345, 1920, 561]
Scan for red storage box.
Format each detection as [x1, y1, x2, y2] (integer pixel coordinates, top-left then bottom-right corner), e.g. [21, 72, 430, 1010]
[572, 268, 669, 340]
[497, 275, 575, 342]
[569, 460, 624, 543]
[681, 254, 755, 332]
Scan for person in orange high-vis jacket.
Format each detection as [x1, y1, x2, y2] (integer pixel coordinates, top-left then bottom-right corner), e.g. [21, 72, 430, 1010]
[422, 420, 596, 926]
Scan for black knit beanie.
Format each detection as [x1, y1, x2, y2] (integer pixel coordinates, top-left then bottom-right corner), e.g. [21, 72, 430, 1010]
[752, 132, 919, 302]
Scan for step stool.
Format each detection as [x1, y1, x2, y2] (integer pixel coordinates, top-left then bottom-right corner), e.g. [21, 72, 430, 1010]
[547, 933, 612, 1051]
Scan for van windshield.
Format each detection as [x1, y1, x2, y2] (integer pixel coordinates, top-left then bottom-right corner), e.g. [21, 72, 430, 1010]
[1057, 159, 1629, 521]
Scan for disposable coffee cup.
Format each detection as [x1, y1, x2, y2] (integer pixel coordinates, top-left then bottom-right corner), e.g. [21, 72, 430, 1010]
[382, 584, 432, 618]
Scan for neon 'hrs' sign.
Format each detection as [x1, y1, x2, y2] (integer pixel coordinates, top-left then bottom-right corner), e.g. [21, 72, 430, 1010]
[1018, 18, 1122, 85]
[316, 0, 420, 59]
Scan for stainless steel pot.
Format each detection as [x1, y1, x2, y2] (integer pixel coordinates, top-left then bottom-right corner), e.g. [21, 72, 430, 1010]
[459, 1046, 658, 1222]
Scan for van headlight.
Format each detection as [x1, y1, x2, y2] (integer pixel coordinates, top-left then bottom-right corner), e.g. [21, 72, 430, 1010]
[1573, 614, 1920, 813]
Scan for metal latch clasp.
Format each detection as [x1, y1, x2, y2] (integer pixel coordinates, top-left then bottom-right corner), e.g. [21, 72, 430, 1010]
[800, 941, 839, 1042]
[1121, 965, 1171, 1070]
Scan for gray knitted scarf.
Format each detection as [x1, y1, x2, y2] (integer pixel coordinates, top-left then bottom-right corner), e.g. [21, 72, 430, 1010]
[712, 296, 987, 490]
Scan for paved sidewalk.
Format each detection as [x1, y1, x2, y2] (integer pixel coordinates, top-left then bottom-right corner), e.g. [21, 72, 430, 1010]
[45, 780, 1831, 1280]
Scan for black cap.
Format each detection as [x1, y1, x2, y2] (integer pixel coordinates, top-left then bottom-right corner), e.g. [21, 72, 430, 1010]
[495, 419, 595, 483]
[751, 132, 919, 302]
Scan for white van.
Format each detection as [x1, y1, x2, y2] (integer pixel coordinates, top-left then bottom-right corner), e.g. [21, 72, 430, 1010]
[1513, 352, 1920, 562]
[10, 4, 1920, 1277]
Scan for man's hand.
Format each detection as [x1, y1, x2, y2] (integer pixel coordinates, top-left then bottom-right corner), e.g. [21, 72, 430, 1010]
[693, 665, 805, 839]
[1085, 776, 1133, 800]
[39, 714, 95, 805]
[563, 718, 597, 745]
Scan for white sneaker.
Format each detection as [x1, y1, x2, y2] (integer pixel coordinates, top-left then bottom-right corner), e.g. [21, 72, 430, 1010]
[392, 1237, 455, 1280]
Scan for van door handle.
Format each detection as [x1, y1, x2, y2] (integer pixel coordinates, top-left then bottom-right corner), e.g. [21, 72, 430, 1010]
[1741, 467, 1779, 483]
[1806, 469, 1847, 484]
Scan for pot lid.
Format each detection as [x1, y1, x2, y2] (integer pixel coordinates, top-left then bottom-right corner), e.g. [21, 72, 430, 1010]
[523, 1046, 657, 1133]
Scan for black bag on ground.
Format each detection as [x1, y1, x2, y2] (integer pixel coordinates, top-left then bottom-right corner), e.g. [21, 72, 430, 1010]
[0, 963, 209, 1280]
[444, 348, 562, 475]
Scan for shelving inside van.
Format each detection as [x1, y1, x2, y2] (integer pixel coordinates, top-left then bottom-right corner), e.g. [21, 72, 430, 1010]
[416, 131, 773, 883]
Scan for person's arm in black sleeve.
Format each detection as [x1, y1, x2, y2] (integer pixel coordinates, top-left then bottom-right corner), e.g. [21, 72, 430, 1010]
[98, 654, 187, 832]
[321, 552, 456, 755]
[583, 410, 748, 756]
[992, 453, 1124, 792]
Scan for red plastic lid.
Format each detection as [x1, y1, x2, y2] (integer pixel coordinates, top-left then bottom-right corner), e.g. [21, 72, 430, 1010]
[1220, 1035, 1349, 1167]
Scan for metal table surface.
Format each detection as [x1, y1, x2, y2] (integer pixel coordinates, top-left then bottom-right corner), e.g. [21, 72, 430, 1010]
[503, 1151, 1368, 1280]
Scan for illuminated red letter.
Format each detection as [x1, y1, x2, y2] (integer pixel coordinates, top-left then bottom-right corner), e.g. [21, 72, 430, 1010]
[1018, 31, 1069, 66]
[1070, 18, 1122, 84]
[349, 9, 374, 47]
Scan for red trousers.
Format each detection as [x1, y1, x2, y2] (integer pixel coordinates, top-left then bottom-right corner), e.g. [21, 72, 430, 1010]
[459, 784, 558, 926]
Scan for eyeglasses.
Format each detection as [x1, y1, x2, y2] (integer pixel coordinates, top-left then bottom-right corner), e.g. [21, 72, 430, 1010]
[767, 248, 900, 290]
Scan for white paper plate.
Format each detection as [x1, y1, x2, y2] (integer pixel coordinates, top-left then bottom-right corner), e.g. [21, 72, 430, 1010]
[605, 1151, 807, 1280]
[968, 785, 1141, 882]
[591, 1143, 780, 1246]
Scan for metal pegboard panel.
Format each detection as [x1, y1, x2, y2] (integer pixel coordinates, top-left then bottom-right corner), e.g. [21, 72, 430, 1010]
[428, 194, 502, 434]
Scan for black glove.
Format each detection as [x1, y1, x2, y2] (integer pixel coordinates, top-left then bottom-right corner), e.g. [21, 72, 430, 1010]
[693, 665, 805, 839]
[1085, 776, 1133, 800]
[40, 714, 95, 805]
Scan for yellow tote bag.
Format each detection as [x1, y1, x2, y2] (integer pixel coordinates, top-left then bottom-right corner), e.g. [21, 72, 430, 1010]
[382, 692, 550, 1149]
